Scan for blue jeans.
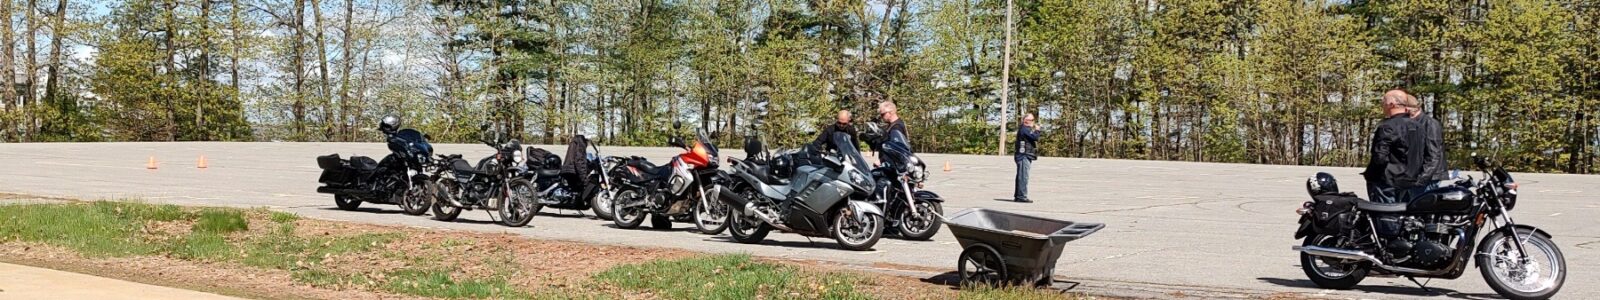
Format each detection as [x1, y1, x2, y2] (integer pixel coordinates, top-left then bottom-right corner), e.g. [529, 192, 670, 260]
[1014, 158, 1032, 200]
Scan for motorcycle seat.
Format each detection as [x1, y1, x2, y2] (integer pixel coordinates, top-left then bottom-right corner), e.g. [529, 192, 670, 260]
[451, 159, 490, 176]
[1356, 200, 1407, 213]
[535, 169, 563, 178]
[348, 156, 379, 171]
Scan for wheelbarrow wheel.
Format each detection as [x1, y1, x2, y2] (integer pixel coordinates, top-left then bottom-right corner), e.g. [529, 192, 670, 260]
[958, 244, 1008, 287]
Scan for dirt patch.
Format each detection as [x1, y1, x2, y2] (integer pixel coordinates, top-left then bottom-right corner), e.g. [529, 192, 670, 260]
[0, 242, 416, 300]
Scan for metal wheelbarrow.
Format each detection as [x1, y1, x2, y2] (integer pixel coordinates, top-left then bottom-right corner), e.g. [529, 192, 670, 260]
[944, 208, 1104, 286]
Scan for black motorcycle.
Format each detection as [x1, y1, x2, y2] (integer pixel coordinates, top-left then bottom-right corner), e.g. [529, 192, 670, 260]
[1293, 154, 1565, 300]
[428, 127, 540, 227]
[860, 123, 944, 240]
[521, 135, 616, 219]
[315, 128, 434, 215]
[606, 125, 731, 234]
[720, 132, 885, 251]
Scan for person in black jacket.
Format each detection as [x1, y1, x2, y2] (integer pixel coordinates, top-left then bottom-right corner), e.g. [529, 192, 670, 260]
[1364, 90, 1417, 203]
[1014, 113, 1040, 203]
[813, 110, 860, 152]
[1404, 94, 1450, 194]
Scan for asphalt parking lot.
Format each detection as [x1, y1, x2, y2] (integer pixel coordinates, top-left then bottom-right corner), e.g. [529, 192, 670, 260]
[1, 142, 1594, 299]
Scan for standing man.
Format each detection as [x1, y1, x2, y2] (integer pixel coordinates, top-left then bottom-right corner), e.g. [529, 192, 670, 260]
[1364, 89, 1416, 203]
[1404, 95, 1450, 193]
[1014, 113, 1039, 203]
[876, 101, 910, 152]
[814, 110, 859, 151]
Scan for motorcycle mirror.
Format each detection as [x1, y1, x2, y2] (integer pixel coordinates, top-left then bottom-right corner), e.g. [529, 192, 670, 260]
[672, 121, 682, 130]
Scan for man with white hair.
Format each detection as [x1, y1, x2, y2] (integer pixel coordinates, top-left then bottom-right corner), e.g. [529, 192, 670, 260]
[1363, 89, 1417, 203]
[1013, 113, 1040, 203]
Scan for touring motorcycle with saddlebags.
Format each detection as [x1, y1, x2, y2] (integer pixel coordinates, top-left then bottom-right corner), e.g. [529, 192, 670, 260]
[1293, 154, 1565, 300]
[315, 116, 435, 215]
[606, 124, 732, 233]
[427, 125, 541, 227]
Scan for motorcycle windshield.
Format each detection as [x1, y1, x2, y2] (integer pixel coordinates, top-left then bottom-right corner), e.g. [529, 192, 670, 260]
[880, 130, 913, 169]
[833, 132, 869, 172]
[697, 131, 719, 158]
[391, 129, 432, 157]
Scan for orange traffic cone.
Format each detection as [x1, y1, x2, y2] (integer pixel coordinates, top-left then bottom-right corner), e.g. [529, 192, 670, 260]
[943, 161, 952, 172]
[197, 155, 208, 169]
[146, 156, 158, 169]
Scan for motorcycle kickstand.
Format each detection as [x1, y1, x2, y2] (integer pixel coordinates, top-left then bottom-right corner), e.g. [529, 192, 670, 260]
[1405, 276, 1435, 295]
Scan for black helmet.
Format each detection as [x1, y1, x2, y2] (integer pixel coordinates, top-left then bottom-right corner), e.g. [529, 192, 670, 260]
[772, 154, 793, 179]
[379, 115, 401, 133]
[1306, 172, 1339, 196]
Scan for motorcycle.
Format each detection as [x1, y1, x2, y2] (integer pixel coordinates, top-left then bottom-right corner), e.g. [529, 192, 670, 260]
[1292, 154, 1565, 300]
[719, 132, 886, 251]
[606, 124, 731, 234]
[860, 123, 944, 240]
[427, 126, 541, 227]
[521, 135, 617, 219]
[315, 128, 434, 215]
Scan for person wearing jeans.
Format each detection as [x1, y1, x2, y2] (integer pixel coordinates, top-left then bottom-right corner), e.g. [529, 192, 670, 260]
[1014, 114, 1039, 203]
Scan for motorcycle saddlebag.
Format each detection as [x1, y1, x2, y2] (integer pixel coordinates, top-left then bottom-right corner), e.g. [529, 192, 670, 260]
[1309, 192, 1359, 235]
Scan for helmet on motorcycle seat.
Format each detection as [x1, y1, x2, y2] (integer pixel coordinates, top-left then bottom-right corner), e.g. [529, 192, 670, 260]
[772, 154, 793, 179]
[543, 154, 561, 169]
[1306, 172, 1339, 196]
[379, 115, 401, 133]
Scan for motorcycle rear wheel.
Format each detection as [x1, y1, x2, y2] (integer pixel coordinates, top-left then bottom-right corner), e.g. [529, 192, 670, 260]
[729, 212, 770, 244]
[1300, 234, 1367, 290]
[611, 190, 646, 229]
[1479, 227, 1565, 300]
[334, 195, 362, 211]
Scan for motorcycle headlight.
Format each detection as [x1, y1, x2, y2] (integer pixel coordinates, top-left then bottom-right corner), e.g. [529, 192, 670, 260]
[514, 150, 525, 163]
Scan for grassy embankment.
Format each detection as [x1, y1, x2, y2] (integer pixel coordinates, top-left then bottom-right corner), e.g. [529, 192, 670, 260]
[0, 201, 1081, 299]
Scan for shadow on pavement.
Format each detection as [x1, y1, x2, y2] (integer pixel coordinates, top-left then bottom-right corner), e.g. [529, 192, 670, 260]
[319, 207, 406, 215]
[920, 271, 1083, 292]
[1256, 277, 1500, 300]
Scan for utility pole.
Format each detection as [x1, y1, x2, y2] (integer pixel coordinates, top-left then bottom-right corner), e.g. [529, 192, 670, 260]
[997, 0, 1014, 156]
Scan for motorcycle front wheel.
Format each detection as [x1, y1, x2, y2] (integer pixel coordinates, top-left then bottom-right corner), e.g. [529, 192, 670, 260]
[1479, 227, 1565, 300]
[694, 196, 730, 235]
[499, 179, 538, 227]
[896, 199, 943, 241]
[590, 188, 615, 221]
[399, 182, 431, 216]
[1300, 234, 1367, 290]
[832, 206, 883, 251]
[611, 190, 647, 229]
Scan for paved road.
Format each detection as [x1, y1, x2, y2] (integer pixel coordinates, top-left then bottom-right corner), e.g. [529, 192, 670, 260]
[0, 262, 241, 299]
[1, 142, 1594, 299]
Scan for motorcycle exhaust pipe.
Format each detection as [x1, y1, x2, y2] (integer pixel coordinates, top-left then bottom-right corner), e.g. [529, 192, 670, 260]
[1293, 245, 1382, 264]
[718, 186, 748, 207]
[743, 202, 794, 232]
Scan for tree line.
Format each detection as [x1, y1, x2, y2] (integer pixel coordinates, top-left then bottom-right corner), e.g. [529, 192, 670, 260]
[0, 0, 1595, 174]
